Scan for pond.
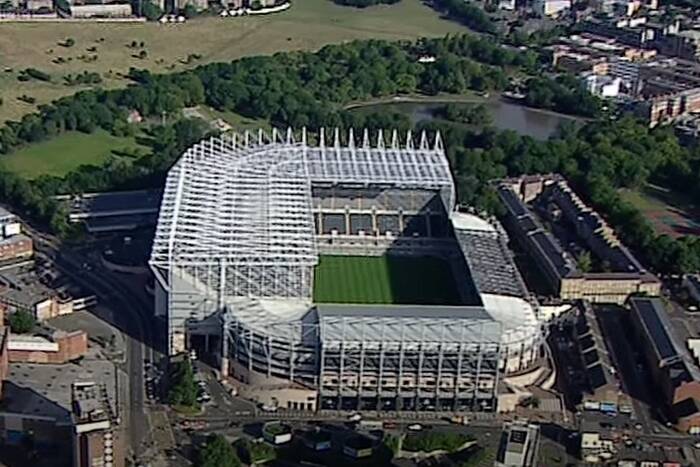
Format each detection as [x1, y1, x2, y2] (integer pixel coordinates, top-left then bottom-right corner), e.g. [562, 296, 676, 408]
[349, 98, 582, 140]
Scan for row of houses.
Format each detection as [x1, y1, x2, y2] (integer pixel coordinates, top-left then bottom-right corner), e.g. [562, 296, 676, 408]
[497, 174, 660, 304]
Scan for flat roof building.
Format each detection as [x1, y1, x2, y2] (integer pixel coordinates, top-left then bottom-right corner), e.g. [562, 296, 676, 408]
[495, 420, 540, 467]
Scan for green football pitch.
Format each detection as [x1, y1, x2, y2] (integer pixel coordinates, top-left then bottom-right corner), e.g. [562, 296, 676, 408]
[313, 255, 463, 305]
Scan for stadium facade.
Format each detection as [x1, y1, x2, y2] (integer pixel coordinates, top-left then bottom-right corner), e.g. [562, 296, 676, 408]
[149, 129, 543, 412]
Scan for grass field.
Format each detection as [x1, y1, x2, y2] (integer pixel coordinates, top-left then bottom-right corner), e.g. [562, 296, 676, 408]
[0, 0, 463, 123]
[619, 184, 700, 238]
[0, 129, 149, 178]
[313, 254, 463, 305]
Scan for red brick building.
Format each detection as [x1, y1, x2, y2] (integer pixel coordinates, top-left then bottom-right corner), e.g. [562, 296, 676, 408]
[7, 330, 88, 364]
[0, 235, 32, 263]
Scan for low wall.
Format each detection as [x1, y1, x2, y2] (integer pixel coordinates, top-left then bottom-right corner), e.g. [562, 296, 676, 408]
[101, 255, 149, 274]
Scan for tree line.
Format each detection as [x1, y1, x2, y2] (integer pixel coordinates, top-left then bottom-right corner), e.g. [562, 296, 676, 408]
[422, 115, 700, 276]
[429, 0, 496, 34]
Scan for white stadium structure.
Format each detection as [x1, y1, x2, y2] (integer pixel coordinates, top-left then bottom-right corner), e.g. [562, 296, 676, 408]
[149, 129, 543, 412]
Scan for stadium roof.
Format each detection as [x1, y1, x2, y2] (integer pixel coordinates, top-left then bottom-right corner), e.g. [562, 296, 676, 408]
[150, 129, 453, 273]
[316, 303, 501, 345]
[452, 213, 529, 299]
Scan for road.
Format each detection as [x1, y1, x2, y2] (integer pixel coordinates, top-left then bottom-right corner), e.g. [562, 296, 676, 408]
[28, 227, 155, 459]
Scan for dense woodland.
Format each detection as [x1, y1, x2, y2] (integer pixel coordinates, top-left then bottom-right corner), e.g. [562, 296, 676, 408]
[0, 35, 698, 275]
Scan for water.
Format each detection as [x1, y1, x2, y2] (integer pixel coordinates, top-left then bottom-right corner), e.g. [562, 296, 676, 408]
[351, 99, 581, 140]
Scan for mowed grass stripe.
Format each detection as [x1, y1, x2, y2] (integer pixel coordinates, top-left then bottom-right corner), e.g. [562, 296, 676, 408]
[313, 254, 461, 305]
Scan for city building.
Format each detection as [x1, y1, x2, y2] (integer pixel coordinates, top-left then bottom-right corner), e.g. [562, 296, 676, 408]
[582, 73, 622, 97]
[534, 0, 570, 17]
[607, 57, 642, 92]
[683, 274, 700, 305]
[0, 207, 32, 264]
[0, 357, 118, 461]
[497, 175, 660, 304]
[57, 0, 132, 18]
[495, 420, 540, 467]
[150, 129, 545, 413]
[176, 0, 208, 11]
[0, 266, 95, 322]
[67, 189, 161, 233]
[7, 330, 88, 364]
[628, 297, 700, 432]
[0, 310, 8, 400]
[71, 381, 124, 467]
[574, 302, 624, 407]
[579, 419, 616, 461]
[636, 58, 700, 126]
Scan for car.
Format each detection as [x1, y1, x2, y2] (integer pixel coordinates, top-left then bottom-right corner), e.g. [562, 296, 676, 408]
[260, 404, 278, 412]
[634, 423, 643, 430]
[407, 424, 423, 432]
[347, 413, 362, 422]
[694, 442, 700, 449]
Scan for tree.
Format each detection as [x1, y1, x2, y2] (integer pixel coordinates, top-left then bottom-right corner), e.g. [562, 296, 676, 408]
[141, 0, 162, 21]
[198, 435, 241, 467]
[183, 3, 198, 18]
[577, 251, 592, 273]
[9, 310, 35, 334]
[168, 358, 198, 407]
[235, 439, 276, 465]
[519, 395, 540, 408]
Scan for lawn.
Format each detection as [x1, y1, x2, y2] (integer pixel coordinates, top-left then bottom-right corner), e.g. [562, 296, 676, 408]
[0, 0, 464, 122]
[313, 254, 463, 305]
[0, 130, 149, 178]
[619, 184, 700, 238]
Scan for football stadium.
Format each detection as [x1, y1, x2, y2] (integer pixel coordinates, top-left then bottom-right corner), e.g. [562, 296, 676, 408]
[149, 129, 543, 412]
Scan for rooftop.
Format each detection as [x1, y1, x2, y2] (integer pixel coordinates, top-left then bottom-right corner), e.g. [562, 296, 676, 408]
[629, 296, 700, 382]
[72, 381, 113, 424]
[1, 359, 117, 425]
